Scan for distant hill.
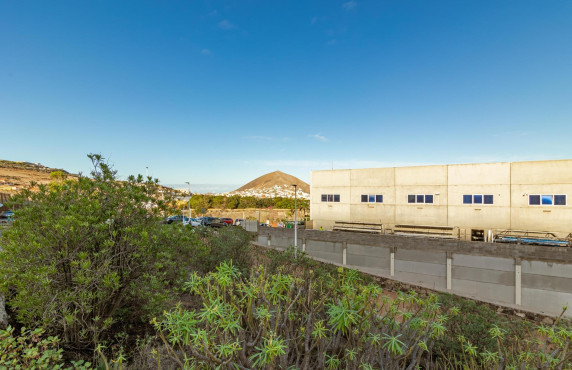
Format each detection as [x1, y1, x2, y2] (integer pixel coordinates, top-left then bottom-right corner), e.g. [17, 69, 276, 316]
[234, 171, 310, 196]
[0, 159, 75, 193]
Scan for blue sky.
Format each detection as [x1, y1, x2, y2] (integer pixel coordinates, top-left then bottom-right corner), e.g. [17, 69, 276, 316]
[1, 1, 571, 190]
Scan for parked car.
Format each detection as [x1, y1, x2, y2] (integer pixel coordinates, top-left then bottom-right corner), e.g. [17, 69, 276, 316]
[200, 216, 218, 226]
[164, 215, 189, 224]
[220, 217, 233, 226]
[183, 217, 201, 227]
[209, 218, 228, 228]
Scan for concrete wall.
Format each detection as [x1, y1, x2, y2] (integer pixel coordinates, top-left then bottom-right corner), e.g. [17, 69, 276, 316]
[311, 159, 572, 237]
[257, 228, 572, 317]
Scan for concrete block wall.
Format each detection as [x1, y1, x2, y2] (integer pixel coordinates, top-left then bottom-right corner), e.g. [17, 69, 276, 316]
[257, 228, 572, 317]
[451, 254, 515, 305]
[395, 249, 447, 290]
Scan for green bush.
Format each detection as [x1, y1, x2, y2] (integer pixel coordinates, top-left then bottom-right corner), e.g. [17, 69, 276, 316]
[435, 293, 531, 361]
[0, 155, 198, 349]
[190, 226, 252, 276]
[0, 325, 90, 369]
[153, 261, 450, 369]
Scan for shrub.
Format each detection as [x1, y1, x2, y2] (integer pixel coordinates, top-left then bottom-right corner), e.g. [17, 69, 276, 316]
[190, 226, 252, 276]
[0, 325, 90, 369]
[153, 261, 451, 369]
[0, 155, 198, 349]
[435, 293, 531, 361]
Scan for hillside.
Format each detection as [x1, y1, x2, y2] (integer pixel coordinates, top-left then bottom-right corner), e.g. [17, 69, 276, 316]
[230, 171, 310, 199]
[0, 159, 75, 194]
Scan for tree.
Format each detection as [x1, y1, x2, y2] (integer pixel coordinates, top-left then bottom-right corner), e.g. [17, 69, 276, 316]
[0, 154, 197, 348]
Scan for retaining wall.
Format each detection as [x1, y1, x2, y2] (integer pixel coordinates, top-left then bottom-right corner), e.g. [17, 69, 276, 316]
[257, 228, 572, 317]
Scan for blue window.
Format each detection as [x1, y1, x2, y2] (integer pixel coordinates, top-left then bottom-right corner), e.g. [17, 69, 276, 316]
[529, 195, 540, 205]
[361, 194, 368, 202]
[484, 195, 494, 204]
[416, 194, 424, 203]
[473, 194, 483, 204]
[541, 195, 553, 205]
[369, 195, 375, 203]
[555, 195, 566, 205]
[322, 194, 340, 202]
[463, 195, 472, 204]
[425, 194, 433, 204]
[408, 195, 415, 203]
[376, 195, 383, 203]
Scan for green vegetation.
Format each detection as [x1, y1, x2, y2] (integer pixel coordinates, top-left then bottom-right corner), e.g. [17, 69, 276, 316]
[0, 155, 570, 369]
[154, 260, 449, 369]
[188, 194, 309, 214]
[0, 155, 251, 352]
[0, 326, 90, 369]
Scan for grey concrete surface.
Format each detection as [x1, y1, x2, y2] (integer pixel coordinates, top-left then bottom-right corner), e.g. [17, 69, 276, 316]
[522, 288, 572, 316]
[258, 228, 572, 317]
[306, 240, 344, 264]
[452, 279, 514, 304]
[453, 266, 514, 286]
[347, 244, 390, 271]
[453, 254, 514, 271]
[522, 260, 572, 278]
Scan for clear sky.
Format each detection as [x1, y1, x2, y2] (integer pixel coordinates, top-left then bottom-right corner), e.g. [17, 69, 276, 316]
[1, 1, 571, 189]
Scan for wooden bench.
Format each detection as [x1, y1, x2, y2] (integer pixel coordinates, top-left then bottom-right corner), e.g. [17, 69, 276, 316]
[333, 221, 383, 234]
[392, 224, 458, 239]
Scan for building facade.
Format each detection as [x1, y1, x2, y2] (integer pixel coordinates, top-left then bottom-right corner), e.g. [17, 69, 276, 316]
[310, 160, 572, 240]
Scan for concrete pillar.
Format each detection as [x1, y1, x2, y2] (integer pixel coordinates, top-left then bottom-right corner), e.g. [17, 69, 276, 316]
[390, 247, 395, 277]
[302, 238, 306, 252]
[267, 234, 271, 247]
[446, 252, 452, 290]
[515, 259, 522, 306]
[342, 242, 347, 265]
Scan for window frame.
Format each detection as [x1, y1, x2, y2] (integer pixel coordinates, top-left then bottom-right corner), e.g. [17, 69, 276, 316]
[408, 194, 435, 204]
[529, 194, 567, 206]
[554, 194, 567, 206]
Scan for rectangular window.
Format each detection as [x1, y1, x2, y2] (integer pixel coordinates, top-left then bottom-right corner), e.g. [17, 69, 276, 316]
[321, 194, 327, 202]
[473, 194, 483, 204]
[463, 194, 472, 204]
[408, 195, 415, 203]
[368, 195, 375, 203]
[376, 195, 383, 203]
[361, 194, 368, 202]
[416, 194, 424, 203]
[529, 195, 540, 205]
[425, 194, 433, 204]
[541, 195, 553, 205]
[554, 195, 566, 205]
[327, 194, 334, 202]
[333, 194, 340, 202]
[484, 195, 494, 204]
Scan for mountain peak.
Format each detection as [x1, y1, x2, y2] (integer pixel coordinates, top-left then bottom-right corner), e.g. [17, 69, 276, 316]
[234, 171, 309, 194]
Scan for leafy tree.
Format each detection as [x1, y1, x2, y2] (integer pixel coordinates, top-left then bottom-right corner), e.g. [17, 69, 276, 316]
[0, 154, 198, 349]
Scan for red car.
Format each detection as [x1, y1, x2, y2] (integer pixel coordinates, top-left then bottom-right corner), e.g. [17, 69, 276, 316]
[220, 217, 233, 226]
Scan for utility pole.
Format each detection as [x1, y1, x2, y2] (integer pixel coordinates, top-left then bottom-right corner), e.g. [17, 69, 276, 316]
[292, 184, 298, 258]
[185, 181, 191, 222]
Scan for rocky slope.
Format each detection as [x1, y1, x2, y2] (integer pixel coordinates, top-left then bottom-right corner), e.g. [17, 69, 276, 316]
[228, 171, 310, 199]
